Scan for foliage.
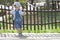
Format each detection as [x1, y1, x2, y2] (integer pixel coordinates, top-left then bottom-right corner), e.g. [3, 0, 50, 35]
[0, 0, 26, 5]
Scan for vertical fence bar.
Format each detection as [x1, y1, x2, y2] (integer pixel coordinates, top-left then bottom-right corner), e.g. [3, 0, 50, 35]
[0, 6, 2, 30]
[44, 5, 46, 30]
[11, 6, 15, 30]
[47, 1, 50, 30]
[0, 12, 1, 29]
[51, 11, 54, 29]
[22, 13, 25, 30]
[0, 16, 1, 29]
[22, 7, 25, 30]
[5, 9, 8, 29]
[12, 16, 15, 30]
[26, 3, 28, 30]
[2, 5, 6, 30]
[51, 0, 54, 29]
[37, 7, 39, 30]
[55, 1, 57, 29]
[1, 6, 3, 28]
[4, 6, 7, 30]
[55, 12, 57, 29]
[0, 22, 1, 29]
[30, 5, 32, 30]
[2, 11, 4, 30]
[44, 11, 46, 30]
[33, 6, 36, 31]
[40, 7, 43, 30]
[8, 6, 11, 30]
[48, 11, 50, 30]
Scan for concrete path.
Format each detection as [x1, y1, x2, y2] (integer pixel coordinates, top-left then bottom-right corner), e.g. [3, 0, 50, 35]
[0, 33, 60, 40]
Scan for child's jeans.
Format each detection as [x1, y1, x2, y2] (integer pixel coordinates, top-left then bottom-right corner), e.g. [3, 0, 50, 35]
[13, 19, 22, 29]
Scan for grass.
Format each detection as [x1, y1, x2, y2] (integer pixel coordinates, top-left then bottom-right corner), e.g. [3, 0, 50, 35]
[0, 29, 60, 33]
[0, 24, 60, 33]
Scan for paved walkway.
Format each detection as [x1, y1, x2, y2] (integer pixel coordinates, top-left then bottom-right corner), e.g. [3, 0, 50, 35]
[0, 33, 60, 40]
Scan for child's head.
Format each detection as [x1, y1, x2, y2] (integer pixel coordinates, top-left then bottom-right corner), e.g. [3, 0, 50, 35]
[14, 5, 20, 10]
[13, 2, 21, 10]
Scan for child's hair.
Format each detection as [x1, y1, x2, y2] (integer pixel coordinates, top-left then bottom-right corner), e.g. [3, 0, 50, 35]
[13, 2, 21, 7]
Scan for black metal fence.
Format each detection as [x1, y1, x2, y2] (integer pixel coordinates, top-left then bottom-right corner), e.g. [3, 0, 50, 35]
[0, 1, 60, 33]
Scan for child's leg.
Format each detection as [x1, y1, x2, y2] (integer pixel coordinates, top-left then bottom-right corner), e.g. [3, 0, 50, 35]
[17, 28, 22, 34]
[14, 22, 22, 35]
[14, 20, 24, 36]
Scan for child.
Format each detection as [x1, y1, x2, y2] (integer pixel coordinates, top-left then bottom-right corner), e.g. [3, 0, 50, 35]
[11, 2, 26, 37]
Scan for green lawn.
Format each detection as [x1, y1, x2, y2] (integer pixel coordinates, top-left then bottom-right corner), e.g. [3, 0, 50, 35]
[0, 24, 60, 33]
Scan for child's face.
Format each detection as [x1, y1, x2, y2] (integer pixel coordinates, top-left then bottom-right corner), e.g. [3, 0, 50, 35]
[15, 6, 20, 10]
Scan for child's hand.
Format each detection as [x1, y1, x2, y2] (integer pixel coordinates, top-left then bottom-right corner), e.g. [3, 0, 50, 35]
[21, 9, 26, 16]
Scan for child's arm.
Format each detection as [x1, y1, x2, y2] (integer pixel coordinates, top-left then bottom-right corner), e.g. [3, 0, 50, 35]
[9, 10, 14, 15]
[22, 9, 26, 16]
[20, 9, 26, 16]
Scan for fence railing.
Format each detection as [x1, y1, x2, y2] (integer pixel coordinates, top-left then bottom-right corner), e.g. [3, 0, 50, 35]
[0, 1, 60, 33]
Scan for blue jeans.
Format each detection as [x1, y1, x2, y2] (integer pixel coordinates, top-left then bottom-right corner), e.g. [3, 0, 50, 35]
[14, 19, 22, 29]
